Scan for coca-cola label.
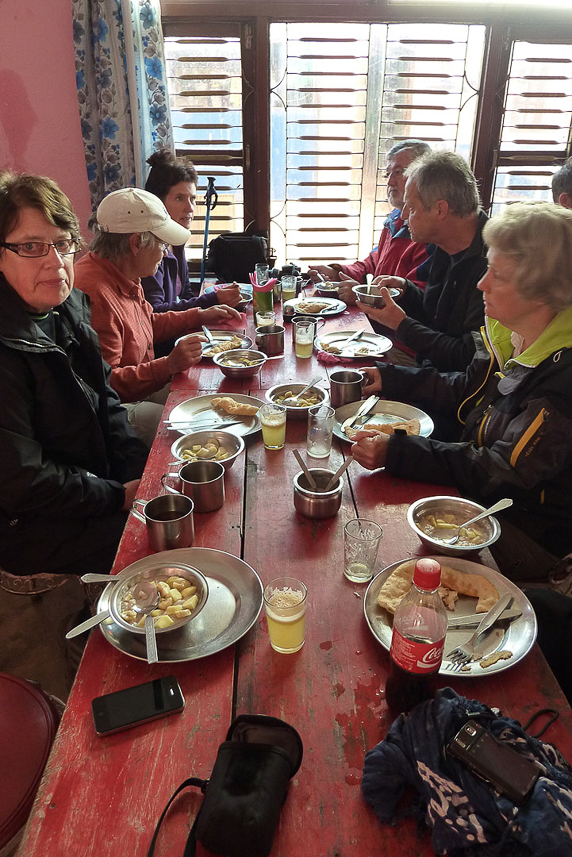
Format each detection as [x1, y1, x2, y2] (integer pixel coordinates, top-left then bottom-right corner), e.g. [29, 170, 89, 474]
[390, 629, 445, 674]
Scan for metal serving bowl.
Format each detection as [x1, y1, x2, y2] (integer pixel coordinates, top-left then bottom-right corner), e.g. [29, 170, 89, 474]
[293, 469, 344, 518]
[407, 495, 501, 557]
[352, 284, 400, 308]
[108, 562, 209, 635]
[170, 430, 245, 470]
[265, 383, 328, 421]
[315, 282, 339, 298]
[212, 348, 267, 378]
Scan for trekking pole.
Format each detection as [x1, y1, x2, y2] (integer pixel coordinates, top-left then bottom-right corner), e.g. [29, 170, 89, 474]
[199, 176, 218, 292]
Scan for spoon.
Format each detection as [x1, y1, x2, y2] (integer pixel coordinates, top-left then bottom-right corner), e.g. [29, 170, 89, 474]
[444, 498, 513, 545]
[324, 456, 353, 492]
[202, 325, 215, 345]
[293, 449, 318, 490]
[81, 573, 121, 583]
[283, 376, 323, 406]
[132, 580, 160, 665]
[65, 609, 111, 639]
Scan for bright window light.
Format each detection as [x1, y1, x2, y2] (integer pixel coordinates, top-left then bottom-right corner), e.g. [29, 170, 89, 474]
[390, 0, 571, 6]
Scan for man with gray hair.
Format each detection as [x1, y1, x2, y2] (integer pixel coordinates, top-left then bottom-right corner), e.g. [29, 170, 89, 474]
[552, 158, 572, 209]
[359, 150, 487, 373]
[309, 139, 433, 292]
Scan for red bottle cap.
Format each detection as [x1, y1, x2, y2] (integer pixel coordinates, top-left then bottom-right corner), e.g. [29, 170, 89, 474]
[413, 558, 442, 590]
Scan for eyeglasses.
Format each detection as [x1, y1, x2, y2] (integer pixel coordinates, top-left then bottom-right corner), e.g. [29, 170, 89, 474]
[0, 239, 80, 258]
[151, 235, 169, 252]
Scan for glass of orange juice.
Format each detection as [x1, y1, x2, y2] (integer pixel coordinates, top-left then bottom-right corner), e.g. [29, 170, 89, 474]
[264, 577, 307, 653]
[260, 403, 287, 450]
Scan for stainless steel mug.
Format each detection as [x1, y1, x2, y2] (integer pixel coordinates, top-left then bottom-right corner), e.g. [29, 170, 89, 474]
[329, 369, 365, 408]
[255, 324, 285, 355]
[132, 494, 195, 551]
[162, 460, 226, 513]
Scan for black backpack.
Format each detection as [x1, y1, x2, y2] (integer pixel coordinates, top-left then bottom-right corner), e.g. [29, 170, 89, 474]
[206, 231, 270, 284]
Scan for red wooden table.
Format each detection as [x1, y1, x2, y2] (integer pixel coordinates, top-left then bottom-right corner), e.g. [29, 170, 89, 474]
[18, 301, 572, 857]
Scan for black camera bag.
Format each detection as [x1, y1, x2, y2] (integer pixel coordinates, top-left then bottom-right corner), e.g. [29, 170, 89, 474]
[205, 232, 269, 284]
[147, 714, 303, 857]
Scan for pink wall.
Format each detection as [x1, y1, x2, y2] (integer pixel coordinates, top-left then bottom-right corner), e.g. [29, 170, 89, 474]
[0, 0, 92, 234]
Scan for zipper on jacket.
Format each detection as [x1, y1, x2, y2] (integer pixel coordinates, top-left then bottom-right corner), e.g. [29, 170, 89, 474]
[510, 407, 548, 468]
[477, 405, 493, 446]
[457, 327, 496, 426]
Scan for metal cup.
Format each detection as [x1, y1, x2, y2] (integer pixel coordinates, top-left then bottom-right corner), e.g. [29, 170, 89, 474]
[255, 324, 285, 355]
[329, 369, 365, 408]
[162, 460, 226, 513]
[131, 494, 195, 551]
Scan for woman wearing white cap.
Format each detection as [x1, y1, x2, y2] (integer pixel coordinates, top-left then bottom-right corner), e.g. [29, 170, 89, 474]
[74, 187, 241, 447]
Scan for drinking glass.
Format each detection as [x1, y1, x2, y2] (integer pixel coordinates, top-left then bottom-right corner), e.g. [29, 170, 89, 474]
[294, 319, 315, 358]
[307, 404, 335, 458]
[255, 263, 270, 285]
[343, 519, 382, 583]
[281, 275, 297, 303]
[260, 403, 287, 450]
[256, 310, 276, 327]
[264, 576, 307, 653]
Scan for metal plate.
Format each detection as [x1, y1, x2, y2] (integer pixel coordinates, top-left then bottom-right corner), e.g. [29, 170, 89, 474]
[283, 296, 347, 316]
[200, 330, 253, 359]
[97, 548, 263, 662]
[364, 555, 537, 677]
[333, 399, 434, 442]
[317, 329, 392, 359]
[169, 394, 264, 437]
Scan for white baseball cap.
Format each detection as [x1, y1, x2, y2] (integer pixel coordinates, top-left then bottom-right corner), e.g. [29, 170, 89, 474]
[96, 188, 191, 245]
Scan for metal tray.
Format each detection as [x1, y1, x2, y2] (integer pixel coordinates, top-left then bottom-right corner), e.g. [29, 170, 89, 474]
[98, 548, 263, 662]
[283, 296, 347, 316]
[200, 330, 253, 358]
[169, 393, 265, 437]
[333, 399, 434, 442]
[316, 329, 392, 359]
[364, 555, 537, 677]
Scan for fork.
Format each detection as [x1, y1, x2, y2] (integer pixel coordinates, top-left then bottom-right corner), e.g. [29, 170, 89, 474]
[446, 592, 513, 670]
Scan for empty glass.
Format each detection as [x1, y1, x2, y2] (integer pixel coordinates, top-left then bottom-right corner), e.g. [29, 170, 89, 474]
[343, 519, 383, 583]
[307, 404, 335, 458]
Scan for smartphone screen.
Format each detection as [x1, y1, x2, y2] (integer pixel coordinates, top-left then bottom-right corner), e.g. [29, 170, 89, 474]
[91, 675, 185, 735]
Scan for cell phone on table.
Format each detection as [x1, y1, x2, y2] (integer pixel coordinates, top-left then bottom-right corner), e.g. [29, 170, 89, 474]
[446, 720, 540, 804]
[91, 675, 185, 736]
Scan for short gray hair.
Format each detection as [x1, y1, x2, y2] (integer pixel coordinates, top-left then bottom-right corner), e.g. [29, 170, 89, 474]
[387, 139, 431, 162]
[89, 229, 157, 260]
[483, 201, 572, 312]
[406, 151, 480, 217]
[552, 159, 572, 203]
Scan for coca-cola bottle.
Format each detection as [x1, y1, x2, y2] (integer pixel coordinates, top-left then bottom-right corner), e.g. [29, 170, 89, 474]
[385, 558, 448, 715]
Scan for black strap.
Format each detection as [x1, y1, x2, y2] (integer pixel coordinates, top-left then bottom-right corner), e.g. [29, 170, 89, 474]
[523, 708, 559, 739]
[147, 777, 207, 857]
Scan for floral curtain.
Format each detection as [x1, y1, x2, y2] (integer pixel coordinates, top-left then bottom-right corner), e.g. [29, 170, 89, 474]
[72, 0, 173, 214]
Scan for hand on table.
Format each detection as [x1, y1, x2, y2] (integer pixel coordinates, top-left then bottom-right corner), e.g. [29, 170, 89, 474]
[215, 283, 242, 308]
[360, 366, 383, 395]
[308, 264, 338, 283]
[358, 284, 406, 331]
[351, 430, 389, 470]
[166, 333, 205, 375]
[199, 304, 242, 325]
[122, 479, 141, 511]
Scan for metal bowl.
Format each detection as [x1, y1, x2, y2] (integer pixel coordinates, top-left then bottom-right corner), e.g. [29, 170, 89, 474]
[265, 383, 328, 421]
[316, 282, 339, 298]
[407, 495, 501, 557]
[293, 469, 343, 518]
[352, 284, 400, 308]
[212, 348, 267, 378]
[171, 430, 245, 470]
[108, 562, 209, 635]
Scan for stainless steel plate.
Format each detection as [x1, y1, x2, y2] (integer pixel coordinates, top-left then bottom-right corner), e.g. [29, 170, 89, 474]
[317, 329, 392, 359]
[283, 296, 347, 316]
[169, 394, 264, 437]
[364, 555, 537, 677]
[200, 330, 253, 358]
[333, 399, 434, 442]
[97, 548, 263, 662]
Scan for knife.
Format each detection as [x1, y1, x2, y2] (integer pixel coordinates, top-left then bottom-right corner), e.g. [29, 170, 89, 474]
[469, 592, 513, 639]
[343, 328, 366, 347]
[341, 395, 380, 432]
[448, 605, 521, 628]
[166, 419, 244, 432]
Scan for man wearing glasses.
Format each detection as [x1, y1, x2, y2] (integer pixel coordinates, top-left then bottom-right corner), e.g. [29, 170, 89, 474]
[74, 188, 240, 446]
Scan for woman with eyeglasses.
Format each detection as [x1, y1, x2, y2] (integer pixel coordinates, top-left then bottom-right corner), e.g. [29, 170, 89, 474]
[142, 149, 242, 316]
[0, 171, 148, 696]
